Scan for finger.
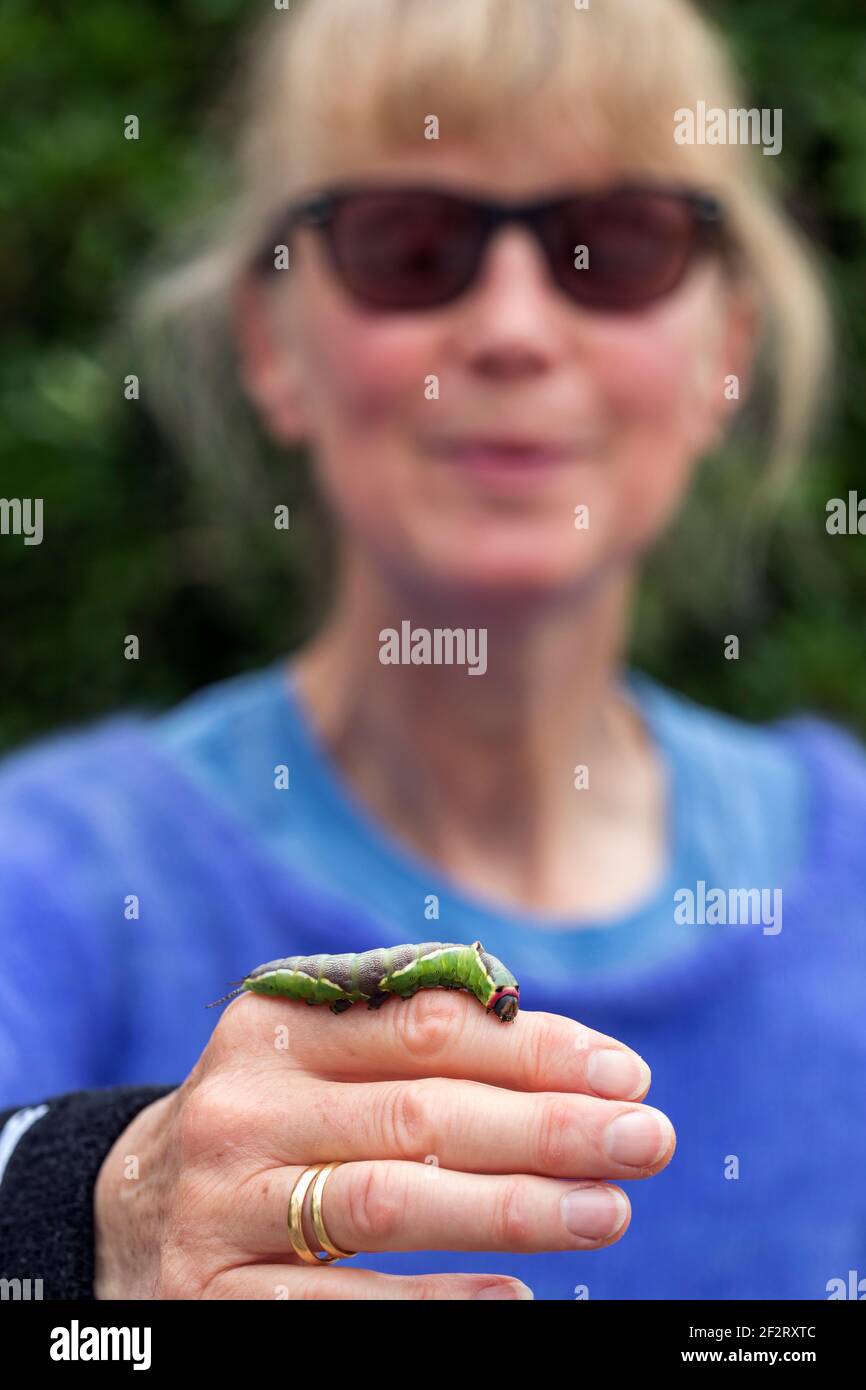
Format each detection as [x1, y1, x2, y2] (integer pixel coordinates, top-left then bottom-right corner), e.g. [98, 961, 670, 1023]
[220, 1160, 631, 1258]
[241, 1073, 675, 1181]
[225, 987, 652, 1100]
[206, 1263, 535, 1300]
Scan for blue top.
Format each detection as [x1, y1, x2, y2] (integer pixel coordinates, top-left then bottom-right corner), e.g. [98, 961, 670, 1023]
[1, 658, 864, 1300]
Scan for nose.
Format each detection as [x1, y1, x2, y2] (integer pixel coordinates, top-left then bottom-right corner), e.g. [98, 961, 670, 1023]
[453, 225, 571, 379]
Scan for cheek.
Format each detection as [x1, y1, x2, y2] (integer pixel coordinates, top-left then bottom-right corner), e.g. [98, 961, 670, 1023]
[580, 303, 725, 554]
[599, 302, 723, 483]
[599, 317, 711, 433]
[291, 296, 440, 545]
[299, 295, 425, 429]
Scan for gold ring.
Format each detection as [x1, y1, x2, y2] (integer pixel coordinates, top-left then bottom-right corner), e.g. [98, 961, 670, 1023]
[287, 1162, 357, 1264]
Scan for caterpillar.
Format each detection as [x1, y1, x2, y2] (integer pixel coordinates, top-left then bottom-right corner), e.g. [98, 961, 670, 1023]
[206, 940, 520, 1022]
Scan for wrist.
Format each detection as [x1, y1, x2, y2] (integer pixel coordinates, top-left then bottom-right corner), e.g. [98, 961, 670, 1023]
[93, 1091, 176, 1300]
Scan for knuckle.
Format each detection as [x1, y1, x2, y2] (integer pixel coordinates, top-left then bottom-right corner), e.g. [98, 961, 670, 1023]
[410, 1275, 472, 1301]
[379, 1079, 440, 1160]
[534, 1094, 576, 1173]
[347, 1162, 406, 1245]
[493, 1178, 535, 1252]
[200, 1002, 250, 1065]
[395, 990, 459, 1060]
[521, 1015, 560, 1091]
[207, 998, 271, 1070]
[175, 1079, 240, 1166]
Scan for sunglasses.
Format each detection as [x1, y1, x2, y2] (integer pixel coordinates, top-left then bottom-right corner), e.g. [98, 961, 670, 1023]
[251, 181, 727, 314]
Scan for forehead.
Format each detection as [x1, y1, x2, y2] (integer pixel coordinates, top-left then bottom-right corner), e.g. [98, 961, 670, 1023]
[286, 86, 733, 210]
[294, 114, 714, 208]
[311, 138, 625, 201]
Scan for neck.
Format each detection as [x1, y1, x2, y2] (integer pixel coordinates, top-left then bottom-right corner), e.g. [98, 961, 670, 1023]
[289, 550, 665, 917]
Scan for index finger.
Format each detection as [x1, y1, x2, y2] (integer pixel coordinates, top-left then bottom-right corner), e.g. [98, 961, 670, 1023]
[228, 988, 652, 1101]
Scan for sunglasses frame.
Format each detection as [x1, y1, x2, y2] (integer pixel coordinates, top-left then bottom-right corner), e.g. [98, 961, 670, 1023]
[251, 180, 728, 313]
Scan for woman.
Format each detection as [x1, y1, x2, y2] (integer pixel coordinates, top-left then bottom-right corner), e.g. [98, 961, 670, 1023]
[1, 0, 864, 1302]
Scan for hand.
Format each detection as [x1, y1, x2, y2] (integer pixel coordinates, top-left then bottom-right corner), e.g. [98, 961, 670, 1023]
[93, 990, 674, 1299]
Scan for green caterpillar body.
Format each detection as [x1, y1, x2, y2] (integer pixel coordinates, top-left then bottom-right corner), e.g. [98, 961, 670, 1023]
[207, 941, 520, 1021]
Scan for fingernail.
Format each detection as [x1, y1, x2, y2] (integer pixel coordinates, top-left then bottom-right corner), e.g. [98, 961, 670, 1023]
[604, 1107, 673, 1166]
[586, 1048, 651, 1099]
[475, 1281, 535, 1299]
[561, 1184, 628, 1238]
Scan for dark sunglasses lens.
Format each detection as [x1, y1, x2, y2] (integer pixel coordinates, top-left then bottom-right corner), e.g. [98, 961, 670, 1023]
[547, 192, 703, 309]
[327, 192, 484, 309]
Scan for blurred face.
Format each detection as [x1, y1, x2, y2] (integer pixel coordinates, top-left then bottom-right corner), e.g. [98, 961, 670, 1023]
[237, 135, 753, 608]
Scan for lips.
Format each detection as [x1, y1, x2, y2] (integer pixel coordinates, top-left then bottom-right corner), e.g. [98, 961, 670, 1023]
[430, 437, 575, 471]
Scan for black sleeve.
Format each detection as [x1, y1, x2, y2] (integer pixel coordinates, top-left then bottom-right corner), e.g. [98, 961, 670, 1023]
[0, 1085, 177, 1300]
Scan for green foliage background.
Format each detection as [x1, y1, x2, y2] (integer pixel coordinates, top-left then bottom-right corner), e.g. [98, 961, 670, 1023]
[1, 0, 865, 750]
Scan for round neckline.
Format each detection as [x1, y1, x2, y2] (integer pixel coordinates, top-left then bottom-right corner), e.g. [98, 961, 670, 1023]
[272, 656, 688, 939]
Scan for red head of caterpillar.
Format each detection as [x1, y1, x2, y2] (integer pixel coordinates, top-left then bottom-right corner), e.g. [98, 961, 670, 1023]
[473, 942, 520, 1021]
[206, 941, 520, 1020]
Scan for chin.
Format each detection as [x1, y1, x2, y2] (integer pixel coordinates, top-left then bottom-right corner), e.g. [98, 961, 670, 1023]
[411, 542, 608, 613]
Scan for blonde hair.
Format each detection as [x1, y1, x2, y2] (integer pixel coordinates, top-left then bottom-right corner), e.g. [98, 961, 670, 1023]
[121, 0, 833, 601]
